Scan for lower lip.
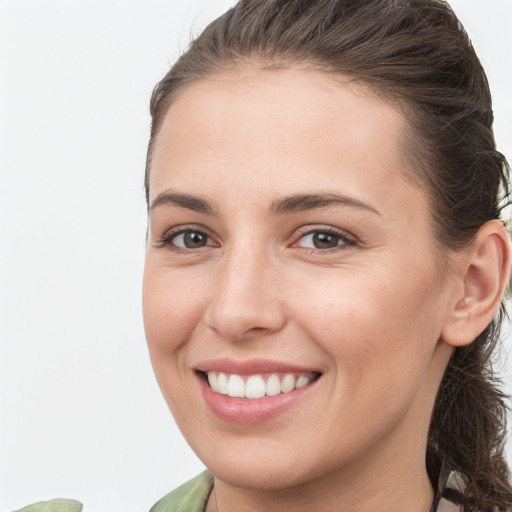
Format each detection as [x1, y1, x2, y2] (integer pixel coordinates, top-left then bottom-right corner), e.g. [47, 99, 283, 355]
[198, 374, 317, 424]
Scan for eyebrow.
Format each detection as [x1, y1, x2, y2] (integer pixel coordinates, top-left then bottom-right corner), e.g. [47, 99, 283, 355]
[149, 190, 217, 215]
[149, 189, 380, 217]
[270, 193, 381, 216]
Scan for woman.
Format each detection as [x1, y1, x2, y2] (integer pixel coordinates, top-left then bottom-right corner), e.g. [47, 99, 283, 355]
[15, 0, 511, 511]
[142, 0, 512, 511]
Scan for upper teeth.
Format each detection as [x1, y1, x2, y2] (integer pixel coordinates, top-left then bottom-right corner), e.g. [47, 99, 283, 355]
[206, 372, 314, 400]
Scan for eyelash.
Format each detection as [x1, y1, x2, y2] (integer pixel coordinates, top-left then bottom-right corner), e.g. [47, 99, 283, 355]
[155, 225, 215, 254]
[292, 227, 357, 254]
[155, 225, 357, 254]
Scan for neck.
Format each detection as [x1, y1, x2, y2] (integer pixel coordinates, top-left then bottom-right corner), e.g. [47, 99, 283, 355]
[209, 445, 434, 512]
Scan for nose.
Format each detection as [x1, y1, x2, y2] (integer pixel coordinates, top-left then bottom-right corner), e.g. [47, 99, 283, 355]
[203, 244, 286, 342]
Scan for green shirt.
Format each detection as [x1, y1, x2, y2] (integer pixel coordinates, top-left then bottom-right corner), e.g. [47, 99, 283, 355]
[13, 469, 466, 511]
[12, 472, 213, 512]
[149, 471, 213, 512]
[13, 499, 83, 512]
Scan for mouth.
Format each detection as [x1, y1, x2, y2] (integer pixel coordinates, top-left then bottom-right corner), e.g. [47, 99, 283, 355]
[195, 358, 323, 423]
[200, 370, 321, 400]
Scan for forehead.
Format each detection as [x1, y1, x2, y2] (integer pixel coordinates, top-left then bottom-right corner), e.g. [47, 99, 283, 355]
[149, 68, 425, 221]
[153, 68, 407, 167]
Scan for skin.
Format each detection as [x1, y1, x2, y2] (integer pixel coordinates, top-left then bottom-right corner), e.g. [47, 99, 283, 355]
[143, 68, 483, 512]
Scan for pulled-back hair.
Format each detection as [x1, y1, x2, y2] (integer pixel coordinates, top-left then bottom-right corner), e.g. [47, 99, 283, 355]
[145, 1, 511, 510]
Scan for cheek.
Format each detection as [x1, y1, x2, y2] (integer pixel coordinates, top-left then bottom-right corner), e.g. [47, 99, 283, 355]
[142, 263, 205, 362]
[142, 264, 210, 424]
[292, 265, 444, 382]
[294, 273, 444, 448]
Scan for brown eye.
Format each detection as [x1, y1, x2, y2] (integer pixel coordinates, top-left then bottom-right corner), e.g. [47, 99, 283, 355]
[312, 232, 339, 249]
[294, 228, 356, 251]
[172, 230, 210, 249]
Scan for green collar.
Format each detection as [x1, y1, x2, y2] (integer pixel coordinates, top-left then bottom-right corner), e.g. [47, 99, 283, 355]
[149, 471, 214, 512]
[149, 469, 465, 512]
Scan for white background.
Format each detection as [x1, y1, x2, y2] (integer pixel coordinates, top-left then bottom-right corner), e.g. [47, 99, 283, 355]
[0, 1, 511, 511]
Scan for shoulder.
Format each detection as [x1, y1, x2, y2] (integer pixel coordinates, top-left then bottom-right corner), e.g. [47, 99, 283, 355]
[149, 471, 214, 512]
[13, 499, 83, 512]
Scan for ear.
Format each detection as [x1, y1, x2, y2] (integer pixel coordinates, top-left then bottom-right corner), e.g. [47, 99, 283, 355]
[442, 220, 511, 347]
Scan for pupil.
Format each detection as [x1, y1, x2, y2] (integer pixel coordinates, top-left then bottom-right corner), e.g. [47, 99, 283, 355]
[184, 232, 206, 248]
[313, 232, 338, 249]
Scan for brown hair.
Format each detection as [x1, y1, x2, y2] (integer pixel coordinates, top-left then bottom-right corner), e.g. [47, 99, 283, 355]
[145, 1, 512, 510]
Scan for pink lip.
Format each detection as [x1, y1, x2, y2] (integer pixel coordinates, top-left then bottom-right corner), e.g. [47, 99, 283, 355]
[194, 359, 321, 425]
[198, 377, 317, 424]
[195, 358, 317, 375]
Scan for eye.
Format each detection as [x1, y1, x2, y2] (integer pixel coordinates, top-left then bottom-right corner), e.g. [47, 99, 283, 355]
[172, 230, 210, 249]
[294, 228, 356, 250]
[157, 227, 217, 251]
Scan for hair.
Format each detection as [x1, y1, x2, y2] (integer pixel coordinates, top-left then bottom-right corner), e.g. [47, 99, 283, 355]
[145, 1, 512, 510]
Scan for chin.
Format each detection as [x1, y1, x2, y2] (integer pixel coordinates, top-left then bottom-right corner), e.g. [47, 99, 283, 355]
[192, 433, 344, 492]
[207, 457, 312, 491]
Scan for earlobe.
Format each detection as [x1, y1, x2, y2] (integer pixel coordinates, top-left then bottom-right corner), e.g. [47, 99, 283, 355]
[442, 220, 511, 347]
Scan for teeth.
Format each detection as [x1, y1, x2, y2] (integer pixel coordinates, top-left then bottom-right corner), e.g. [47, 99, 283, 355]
[295, 375, 309, 389]
[265, 374, 281, 396]
[206, 371, 315, 400]
[218, 372, 228, 395]
[246, 375, 266, 399]
[281, 374, 296, 393]
[227, 374, 245, 398]
[207, 372, 219, 392]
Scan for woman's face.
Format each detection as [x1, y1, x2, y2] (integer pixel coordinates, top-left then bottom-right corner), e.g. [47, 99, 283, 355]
[143, 69, 455, 490]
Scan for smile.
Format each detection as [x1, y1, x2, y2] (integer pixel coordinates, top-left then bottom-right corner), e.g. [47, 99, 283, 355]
[195, 359, 322, 423]
[205, 371, 318, 400]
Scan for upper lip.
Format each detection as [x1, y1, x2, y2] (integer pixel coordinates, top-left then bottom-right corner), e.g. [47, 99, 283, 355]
[195, 358, 320, 375]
